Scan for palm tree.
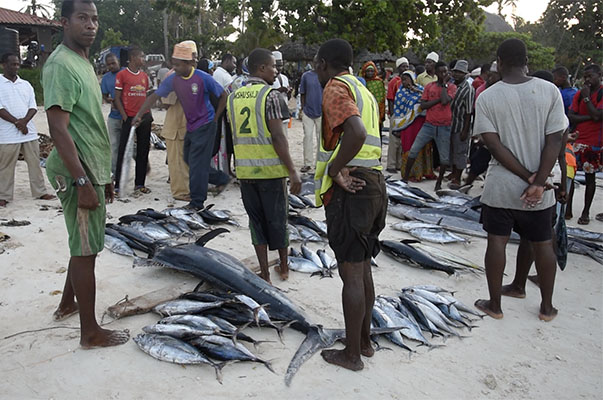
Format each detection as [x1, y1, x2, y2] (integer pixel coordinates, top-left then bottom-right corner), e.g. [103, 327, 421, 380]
[496, 0, 518, 19]
[20, 0, 53, 19]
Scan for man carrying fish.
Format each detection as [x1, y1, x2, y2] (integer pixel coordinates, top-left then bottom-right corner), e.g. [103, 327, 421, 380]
[472, 39, 568, 322]
[314, 39, 387, 371]
[42, 0, 129, 348]
[226, 48, 301, 282]
[133, 43, 227, 211]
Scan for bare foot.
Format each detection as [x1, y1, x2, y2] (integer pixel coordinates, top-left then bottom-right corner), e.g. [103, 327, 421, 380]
[53, 302, 79, 321]
[340, 338, 375, 357]
[527, 275, 540, 287]
[39, 194, 56, 200]
[501, 284, 526, 299]
[321, 349, 364, 371]
[474, 299, 503, 319]
[538, 306, 558, 322]
[275, 264, 289, 281]
[80, 328, 130, 349]
[0, 199, 7, 207]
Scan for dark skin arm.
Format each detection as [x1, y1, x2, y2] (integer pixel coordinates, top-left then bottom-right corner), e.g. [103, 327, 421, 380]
[213, 91, 227, 123]
[268, 119, 301, 194]
[480, 132, 534, 183]
[579, 86, 603, 121]
[459, 112, 472, 141]
[113, 88, 127, 121]
[0, 108, 36, 134]
[132, 93, 160, 126]
[568, 109, 591, 124]
[521, 130, 563, 205]
[301, 93, 306, 114]
[439, 85, 452, 105]
[46, 106, 114, 209]
[327, 115, 368, 193]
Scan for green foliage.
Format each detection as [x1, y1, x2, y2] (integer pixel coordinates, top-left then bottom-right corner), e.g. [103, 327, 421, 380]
[279, 0, 494, 61]
[466, 31, 555, 72]
[100, 28, 129, 49]
[518, 0, 602, 78]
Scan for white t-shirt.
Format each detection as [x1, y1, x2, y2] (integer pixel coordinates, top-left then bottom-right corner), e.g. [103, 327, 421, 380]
[272, 73, 290, 108]
[212, 66, 233, 89]
[473, 78, 568, 210]
[0, 75, 38, 144]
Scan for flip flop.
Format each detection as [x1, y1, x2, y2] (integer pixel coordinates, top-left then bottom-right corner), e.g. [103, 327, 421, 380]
[596, 213, 603, 222]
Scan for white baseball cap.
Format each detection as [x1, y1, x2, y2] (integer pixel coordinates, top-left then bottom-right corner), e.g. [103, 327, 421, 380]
[396, 57, 409, 68]
[272, 51, 283, 61]
[426, 52, 439, 63]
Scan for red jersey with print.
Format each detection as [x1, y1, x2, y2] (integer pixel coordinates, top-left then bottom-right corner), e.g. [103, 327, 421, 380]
[570, 85, 603, 147]
[421, 81, 457, 126]
[115, 68, 149, 117]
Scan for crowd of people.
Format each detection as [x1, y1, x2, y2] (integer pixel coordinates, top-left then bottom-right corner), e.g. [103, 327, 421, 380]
[0, 0, 601, 376]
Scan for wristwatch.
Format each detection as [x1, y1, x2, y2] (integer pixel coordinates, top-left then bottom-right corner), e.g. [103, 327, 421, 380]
[74, 175, 90, 187]
[583, 97, 591, 103]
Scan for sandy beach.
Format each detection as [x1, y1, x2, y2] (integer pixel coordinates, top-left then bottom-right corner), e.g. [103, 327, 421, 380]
[0, 104, 601, 399]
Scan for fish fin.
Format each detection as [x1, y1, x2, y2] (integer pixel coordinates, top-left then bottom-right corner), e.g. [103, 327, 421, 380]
[232, 321, 252, 346]
[214, 360, 232, 384]
[193, 280, 205, 292]
[263, 359, 277, 374]
[400, 239, 421, 245]
[194, 228, 230, 246]
[309, 271, 322, 278]
[204, 204, 215, 211]
[275, 320, 296, 343]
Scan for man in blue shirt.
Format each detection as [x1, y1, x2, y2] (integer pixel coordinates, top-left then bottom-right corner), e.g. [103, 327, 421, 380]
[100, 53, 123, 174]
[553, 66, 578, 115]
[299, 59, 323, 172]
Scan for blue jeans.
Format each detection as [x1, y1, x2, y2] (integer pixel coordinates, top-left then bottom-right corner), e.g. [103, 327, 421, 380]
[183, 121, 216, 208]
[408, 122, 451, 165]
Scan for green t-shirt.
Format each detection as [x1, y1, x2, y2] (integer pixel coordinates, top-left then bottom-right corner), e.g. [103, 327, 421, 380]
[43, 44, 111, 185]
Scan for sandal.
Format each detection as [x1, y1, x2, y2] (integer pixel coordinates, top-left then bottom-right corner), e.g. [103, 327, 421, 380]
[135, 186, 152, 194]
[577, 216, 590, 225]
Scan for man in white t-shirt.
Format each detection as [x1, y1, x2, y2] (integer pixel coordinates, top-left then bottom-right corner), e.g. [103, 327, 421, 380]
[213, 54, 236, 89]
[0, 53, 54, 207]
[472, 39, 568, 322]
[272, 51, 292, 135]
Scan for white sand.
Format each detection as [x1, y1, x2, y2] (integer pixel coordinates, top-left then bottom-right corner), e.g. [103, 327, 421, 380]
[0, 105, 601, 399]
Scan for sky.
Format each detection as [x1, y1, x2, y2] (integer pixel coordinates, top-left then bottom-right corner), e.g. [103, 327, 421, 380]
[0, 0, 551, 24]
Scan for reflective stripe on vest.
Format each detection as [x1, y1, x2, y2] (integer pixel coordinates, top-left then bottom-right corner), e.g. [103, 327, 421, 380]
[227, 84, 288, 179]
[314, 74, 382, 207]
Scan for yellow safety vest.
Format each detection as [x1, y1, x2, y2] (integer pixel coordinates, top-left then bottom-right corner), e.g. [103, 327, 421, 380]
[314, 74, 382, 207]
[227, 84, 289, 179]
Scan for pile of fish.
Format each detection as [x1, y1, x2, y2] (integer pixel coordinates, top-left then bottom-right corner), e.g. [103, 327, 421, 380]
[566, 226, 603, 265]
[133, 229, 407, 385]
[386, 179, 520, 244]
[287, 214, 327, 242]
[288, 193, 316, 210]
[380, 239, 484, 275]
[372, 284, 482, 351]
[135, 289, 281, 382]
[103, 206, 237, 257]
[288, 244, 336, 277]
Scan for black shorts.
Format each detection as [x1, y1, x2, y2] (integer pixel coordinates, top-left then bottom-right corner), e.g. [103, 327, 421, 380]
[480, 204, 555, 242]
[325, 168, 387, 263]
[240, 178, 288, 250]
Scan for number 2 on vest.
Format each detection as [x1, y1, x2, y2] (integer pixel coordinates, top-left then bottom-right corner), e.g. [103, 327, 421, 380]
[239, 107, 252, 134]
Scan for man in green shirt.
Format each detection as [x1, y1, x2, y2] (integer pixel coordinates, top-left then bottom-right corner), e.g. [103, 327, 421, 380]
[43, 0, 129, 348]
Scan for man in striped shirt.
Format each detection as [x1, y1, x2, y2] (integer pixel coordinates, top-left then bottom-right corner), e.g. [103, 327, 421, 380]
[448, 60, 475, 189]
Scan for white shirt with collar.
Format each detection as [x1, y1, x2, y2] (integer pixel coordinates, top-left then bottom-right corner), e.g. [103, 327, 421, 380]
[272, 73, 290, 104]
[213, 66, 234, 89]
[0, 74, 38, 144]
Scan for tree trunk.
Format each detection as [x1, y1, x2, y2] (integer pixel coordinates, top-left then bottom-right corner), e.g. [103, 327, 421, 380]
[163, 8, 169, 57]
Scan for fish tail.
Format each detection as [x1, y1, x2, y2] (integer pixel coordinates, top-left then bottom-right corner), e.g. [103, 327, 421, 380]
[214, 360, 231, 384]
[232, 321, 252, 346]
[263, 359, 276, 374]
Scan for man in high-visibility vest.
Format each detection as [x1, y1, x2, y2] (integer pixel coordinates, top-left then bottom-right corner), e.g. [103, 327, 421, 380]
[227, 48, 301, 283]
[314, 39, 387, 371]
